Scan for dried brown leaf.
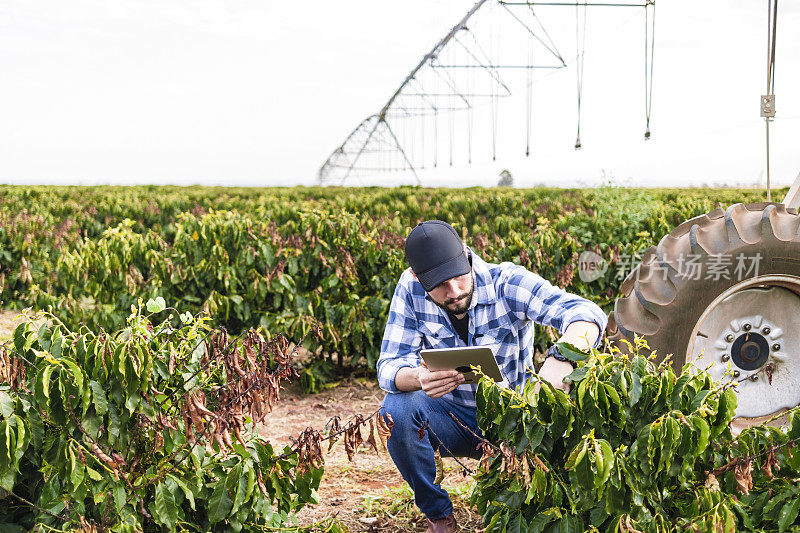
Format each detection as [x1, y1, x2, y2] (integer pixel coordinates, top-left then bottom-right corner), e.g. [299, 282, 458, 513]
[478, 442, 496, 472]
[734, 460, 753, 495]
[532, 454, 550, 473]
[704, 472, 721, 492]
[433, 448, 444, 485]
[620, 514, 642, 533]
[365, 418, 379, 455]
[376, 411, 393, 451]
[522, 454, 532, 485]
[763, 448, 780, 479]
[168, 345, 176, 375]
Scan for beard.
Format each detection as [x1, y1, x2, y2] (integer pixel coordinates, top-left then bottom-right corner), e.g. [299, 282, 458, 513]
[432, 277, 474, 315]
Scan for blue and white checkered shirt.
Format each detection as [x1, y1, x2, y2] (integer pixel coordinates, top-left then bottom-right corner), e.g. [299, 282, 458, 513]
[377, 248, 608, 407]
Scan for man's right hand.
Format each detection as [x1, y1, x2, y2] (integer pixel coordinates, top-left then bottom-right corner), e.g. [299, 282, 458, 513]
[416, 362, 465, 398]
[395, 363, 466, 397]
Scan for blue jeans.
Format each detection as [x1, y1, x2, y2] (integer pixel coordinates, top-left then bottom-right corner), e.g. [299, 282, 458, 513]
[380, 391, 484, 519]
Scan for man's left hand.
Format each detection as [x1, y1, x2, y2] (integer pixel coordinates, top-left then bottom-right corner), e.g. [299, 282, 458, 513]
[536, 356, 575, 392]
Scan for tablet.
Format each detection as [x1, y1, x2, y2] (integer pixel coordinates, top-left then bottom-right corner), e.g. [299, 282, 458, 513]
[419, 345, 504, 384]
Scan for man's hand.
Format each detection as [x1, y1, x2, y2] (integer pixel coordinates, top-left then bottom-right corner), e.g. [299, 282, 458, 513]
[536, 356, 575, 393]
[417, 362, 465, 398]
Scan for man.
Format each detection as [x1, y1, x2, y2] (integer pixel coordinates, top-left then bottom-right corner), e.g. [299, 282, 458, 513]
[377, 220, 606, 533]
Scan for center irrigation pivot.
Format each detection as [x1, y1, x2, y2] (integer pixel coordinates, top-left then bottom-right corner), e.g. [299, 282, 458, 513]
[319, 0, 656, 185]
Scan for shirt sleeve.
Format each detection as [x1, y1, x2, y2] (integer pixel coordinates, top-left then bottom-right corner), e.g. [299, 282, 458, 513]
[376, 280, 423, 393]
[501, 265, 607, 348]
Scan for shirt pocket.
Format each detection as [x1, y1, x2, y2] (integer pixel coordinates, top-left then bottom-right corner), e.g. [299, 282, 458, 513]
[473, 309, 515, 348]
[472, 326, 512, 347]
[418, 321, 458, 349]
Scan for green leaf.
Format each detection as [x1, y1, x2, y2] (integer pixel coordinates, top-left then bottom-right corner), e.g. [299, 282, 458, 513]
[89, 381, 108, 415]
[779, 497, 800, 533]
[555, 342, 589, 363]
[146, 296, 167, 313]
[35, 365, 55, 408]
[565, 367, 589, 384]
[559, 514, 583, 533]
[61, 358, 85, 397]
[113, 484, 127, 513]
[0, 391, 14, 418]
[12, 415, 27, 463]
[168, 473, 195, 511]
[69, 446, 84, 491]
[229, 463, 249, 516]
[529, 510, 559, 533]
[155, 481, 178, 531]
[12, 323, 30, 354]
[86, 466, 103, 481]
[208, 475, 233, 523]
[629, 372, 642, 406]
[28, 408, 43, 451]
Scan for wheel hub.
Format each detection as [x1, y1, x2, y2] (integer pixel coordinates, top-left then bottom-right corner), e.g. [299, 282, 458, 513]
[689, 283, 800, 419]
[731, 331, 770, 371]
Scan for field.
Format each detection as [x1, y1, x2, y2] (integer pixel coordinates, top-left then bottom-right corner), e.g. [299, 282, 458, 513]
[3, 184, 800, 532]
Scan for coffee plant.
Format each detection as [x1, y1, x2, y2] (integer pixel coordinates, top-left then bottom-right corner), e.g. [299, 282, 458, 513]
[0, 185, 778, 391]
[470, 339, 800, 532]
[0, 299, 328, 531]
[0, 298, 396, 531]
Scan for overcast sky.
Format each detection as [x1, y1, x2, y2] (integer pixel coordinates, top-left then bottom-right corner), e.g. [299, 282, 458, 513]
[0, 0, 798, 188]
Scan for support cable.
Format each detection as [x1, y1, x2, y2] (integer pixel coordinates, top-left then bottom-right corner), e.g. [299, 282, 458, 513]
[764, 0, 778, 201]
[434, 108, 439, 167]
[468, 51, 475, 164]
[449, 91, 455, 166]
[491, 15, 499, 161]
[644, 0, 655, 139]
[574, 0, 588, 149]
[526, 40, 534, 156]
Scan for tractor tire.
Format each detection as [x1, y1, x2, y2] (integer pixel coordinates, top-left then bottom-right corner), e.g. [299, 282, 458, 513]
[608, 202, 800, 426]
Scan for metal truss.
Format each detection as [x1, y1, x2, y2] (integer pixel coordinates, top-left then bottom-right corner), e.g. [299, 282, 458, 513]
[318, 0, 655, 186]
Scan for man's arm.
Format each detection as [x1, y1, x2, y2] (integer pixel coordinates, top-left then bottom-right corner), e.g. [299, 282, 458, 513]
[537, 320, 600, 390]
[556, 320, 601, 351]
[502, 266, 607, 344]
[501, 266, 607, 390]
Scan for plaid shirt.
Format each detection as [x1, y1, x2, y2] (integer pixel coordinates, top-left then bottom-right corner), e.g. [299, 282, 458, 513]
[377, 248, 608, 407]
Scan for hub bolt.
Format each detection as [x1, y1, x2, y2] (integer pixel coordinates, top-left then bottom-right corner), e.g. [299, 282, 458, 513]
[773, 343, 781, 351]
[733, 370, 741, 378]
[725, 334, 735, 342]
[721, 354, 730, 362]
[749, 374, 759, 382]
[743, 323, 751, 331]
[763, 326, 771, 335]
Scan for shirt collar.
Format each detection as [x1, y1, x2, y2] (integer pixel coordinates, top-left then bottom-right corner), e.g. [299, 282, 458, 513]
[467, 247, 496, 309]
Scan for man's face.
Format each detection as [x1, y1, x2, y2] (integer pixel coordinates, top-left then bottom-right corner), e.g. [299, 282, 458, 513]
[427, 271, 474, 315]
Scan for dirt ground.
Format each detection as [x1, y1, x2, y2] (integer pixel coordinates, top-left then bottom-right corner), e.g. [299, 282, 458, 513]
[0, 309, 43, 343]
[266, 376, 483, 532]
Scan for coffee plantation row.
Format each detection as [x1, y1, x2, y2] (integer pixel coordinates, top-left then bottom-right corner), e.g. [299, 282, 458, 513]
[3, 302, 800, 531]
[0, 185, 775, 390]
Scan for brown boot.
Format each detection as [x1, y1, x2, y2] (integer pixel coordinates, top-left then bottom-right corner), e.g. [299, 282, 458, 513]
[426, 513, 457, 533]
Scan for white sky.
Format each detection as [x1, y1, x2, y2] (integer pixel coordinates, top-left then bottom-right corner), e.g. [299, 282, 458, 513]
[0, 0, 798, 188]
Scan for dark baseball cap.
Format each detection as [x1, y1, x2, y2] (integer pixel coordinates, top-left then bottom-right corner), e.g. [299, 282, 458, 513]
[404, 220, 471, 292]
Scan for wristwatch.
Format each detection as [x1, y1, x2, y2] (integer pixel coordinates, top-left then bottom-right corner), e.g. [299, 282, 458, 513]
[545, 344, 576, 368]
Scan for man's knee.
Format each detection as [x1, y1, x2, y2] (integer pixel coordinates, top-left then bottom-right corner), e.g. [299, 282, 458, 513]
[381, 390, 429, 431]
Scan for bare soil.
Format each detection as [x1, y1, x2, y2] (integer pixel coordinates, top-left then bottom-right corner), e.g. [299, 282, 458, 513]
[0, 309, 44, 343]
[266, 376, 483, 532]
